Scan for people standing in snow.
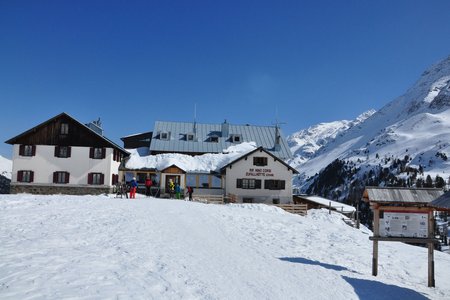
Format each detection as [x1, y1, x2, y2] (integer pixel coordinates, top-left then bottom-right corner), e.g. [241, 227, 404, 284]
[145, 176, 153, 197]
[130, 177, 138, 199]
[168, 179, 175, 198]
[186, 186, 194, 201]
[175, 183, 181, 199]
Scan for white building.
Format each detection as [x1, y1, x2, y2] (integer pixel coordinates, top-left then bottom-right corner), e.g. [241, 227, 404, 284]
[5, 113, 129, 195]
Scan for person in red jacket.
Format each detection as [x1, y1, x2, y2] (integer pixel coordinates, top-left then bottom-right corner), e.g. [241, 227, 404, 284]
[145, 176, 153, 197]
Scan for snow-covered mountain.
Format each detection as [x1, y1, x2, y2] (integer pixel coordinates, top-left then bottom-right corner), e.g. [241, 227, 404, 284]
[0, 155, 12, 180]
[287, 110, 375, 167]
[291, 55, 450, 202]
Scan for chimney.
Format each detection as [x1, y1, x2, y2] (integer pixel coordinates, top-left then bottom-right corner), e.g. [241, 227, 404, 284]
[274, 125, 281, 151]
[221, 119, 229, 138]
[86, 118, 103, 136]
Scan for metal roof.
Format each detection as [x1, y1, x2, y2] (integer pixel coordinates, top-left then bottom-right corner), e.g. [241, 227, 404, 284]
[299, 195, 356, 213]
[429, 191, 450, 210]
[363, 187, 444, 204]
[149, 121, 293, 160]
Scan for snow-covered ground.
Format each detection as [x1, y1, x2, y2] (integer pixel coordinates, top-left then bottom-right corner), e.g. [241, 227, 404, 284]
[1, 194, 449, 299]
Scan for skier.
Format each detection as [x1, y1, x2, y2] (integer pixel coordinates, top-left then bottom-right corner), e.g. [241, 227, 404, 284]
[145, 176, 153, 196]
[168, 179, 175, 198]
[186, 186, 194, 201]
[175, 183, 181, 199]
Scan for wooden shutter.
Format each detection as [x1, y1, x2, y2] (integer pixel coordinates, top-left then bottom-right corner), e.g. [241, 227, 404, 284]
[88, 173, 93, 184]
[89, 147, 94, 158]
[280, 180, 285, 190]
[100, 173, 104, 185]
[30, 171, 34, 183]
[236, 179, 242, 188]
[19, 145, 25, 156]
[67, 147, 71, 158]
[31, 145, 36, 156]
[54, 146, 59, 157]
[53, 172, 58, 183]
[65, 172, 70, 184]
[102, 148, 106, 159]
[264, 180, 271, 189]
[17, 171, 23, 182]
[255, 179, 261, 189]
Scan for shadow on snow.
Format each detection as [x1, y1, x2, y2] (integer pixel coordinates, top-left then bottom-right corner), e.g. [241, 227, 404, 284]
[279, 257, 352, 272]
[342, 276, 428, 300]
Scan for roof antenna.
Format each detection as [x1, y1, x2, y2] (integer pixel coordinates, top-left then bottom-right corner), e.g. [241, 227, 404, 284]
[273, 106, 286, 151]
[193, 103, 197, 134]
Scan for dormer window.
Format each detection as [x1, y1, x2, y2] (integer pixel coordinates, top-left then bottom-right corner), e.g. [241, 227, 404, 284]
[186, 133, 195, 141]
[210, 136, 219, 143]
[160, 131, 170, 140]
[231, 134, 242, 143]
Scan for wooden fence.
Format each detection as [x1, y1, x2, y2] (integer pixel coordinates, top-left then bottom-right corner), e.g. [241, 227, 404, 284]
[273, 204, 308, 216]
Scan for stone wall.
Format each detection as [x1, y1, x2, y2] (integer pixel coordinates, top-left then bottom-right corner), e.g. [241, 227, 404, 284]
[10, 184, 113, 195]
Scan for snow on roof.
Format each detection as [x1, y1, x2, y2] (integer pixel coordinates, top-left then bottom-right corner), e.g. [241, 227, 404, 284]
[302, 195, 356, 213]
[125, 141, 258, 172]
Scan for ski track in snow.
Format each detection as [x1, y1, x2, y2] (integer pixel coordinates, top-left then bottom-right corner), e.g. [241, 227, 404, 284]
[1, 194, 449, 299]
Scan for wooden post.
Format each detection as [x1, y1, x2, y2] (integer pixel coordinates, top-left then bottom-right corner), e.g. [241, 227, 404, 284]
[428, 210, 435, 287]
[372, 206, 380, 276]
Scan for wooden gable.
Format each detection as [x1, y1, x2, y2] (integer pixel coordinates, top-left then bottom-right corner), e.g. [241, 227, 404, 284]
[161, 164, 186, 174]
[5, 113, 126, 151]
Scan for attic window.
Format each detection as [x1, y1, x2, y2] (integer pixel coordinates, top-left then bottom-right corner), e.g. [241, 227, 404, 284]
[160, 131, 170, 140]
[210, 136, 219, 143]
[186, 133, 195, 141]
[60, 123, 69, 135]
[231, 134, 241, 143]
[253, 157, 268, 166]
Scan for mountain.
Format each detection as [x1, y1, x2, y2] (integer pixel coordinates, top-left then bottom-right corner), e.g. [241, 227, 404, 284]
[0, 155, 12, 194]
[290, 55, 450, 204]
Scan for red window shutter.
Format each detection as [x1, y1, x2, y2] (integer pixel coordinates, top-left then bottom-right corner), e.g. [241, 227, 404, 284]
[19, 145, 25, 156]
[53, 172, 58, 183]
[102, 148, 106, 159]
[88, 173, 93, 184]
[100, 173, 104, 185]
[67, 147, 71, 158]
[54, 146, 59, 157]
[65, 172, 70, 184]
[30, 171, 34, 183]
[89, 147, 94, 158]
[31, 145, 36, 156]
[17, 171, 23, 182]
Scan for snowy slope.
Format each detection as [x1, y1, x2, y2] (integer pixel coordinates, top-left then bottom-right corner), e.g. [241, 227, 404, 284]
[0, 155, 12, 180]
[287, 110, 375, 167]
[0, 194, 449, 299]
[292, 55, 450, 190]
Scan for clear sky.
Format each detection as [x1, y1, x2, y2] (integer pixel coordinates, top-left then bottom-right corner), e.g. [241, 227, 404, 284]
[1, 0, 450, 158]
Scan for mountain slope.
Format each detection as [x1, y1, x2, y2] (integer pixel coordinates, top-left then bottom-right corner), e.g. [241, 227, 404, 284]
[0, 155, 12, 194]
[291, 55, 450, 201]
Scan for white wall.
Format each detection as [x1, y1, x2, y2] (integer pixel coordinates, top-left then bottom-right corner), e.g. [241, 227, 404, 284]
[224, 150, 295, 203]
[11, 145, 119, 187]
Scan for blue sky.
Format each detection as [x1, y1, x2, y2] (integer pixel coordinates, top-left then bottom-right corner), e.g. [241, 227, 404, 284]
[1, 0, 450, 158]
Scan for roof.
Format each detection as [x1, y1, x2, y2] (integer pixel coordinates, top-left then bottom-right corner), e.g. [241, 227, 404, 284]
[296, 195, 356, 213]
[429, 191, 450, 210]
[363, 187, 444, 204]
[220, 147, 298, 174]
[149, 121, 293, 160]
[5, 112, 129, 155]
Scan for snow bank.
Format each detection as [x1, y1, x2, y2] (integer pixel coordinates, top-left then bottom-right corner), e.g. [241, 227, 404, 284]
[1, 194, 449, 299]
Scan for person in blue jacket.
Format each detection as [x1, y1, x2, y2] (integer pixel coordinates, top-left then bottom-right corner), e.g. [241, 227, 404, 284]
[130, 177, 138, 199]
[175, 183, 181, 199]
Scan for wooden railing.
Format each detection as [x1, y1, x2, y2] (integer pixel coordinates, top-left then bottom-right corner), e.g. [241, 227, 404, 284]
[194, 194, 224, 204]
[274, 204, 308, 216]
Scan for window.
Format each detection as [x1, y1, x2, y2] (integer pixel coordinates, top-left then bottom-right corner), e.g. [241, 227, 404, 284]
[264, 180, 286, 190]
[112, 174, 119, 185]
[211, 175, 221, 188]
[55, 146, 71, 158]
[53, 172, 70, 184]
[17, 170, 34, 182]
[88, 173, 104, 185]
[160, 131, 170, 140]
[60, 123, 69, 135]
[253, 157, 268, 166]
[210, 136, 219, 143]
[199, 174, 209, 188]
[231, 134, 241, 143]
[186, 133, 195, 141]
[90, 147, 105, 159]
[19, 145, 35, 157]
[236, 178, 261, 189]
[186, 174, 197, 187]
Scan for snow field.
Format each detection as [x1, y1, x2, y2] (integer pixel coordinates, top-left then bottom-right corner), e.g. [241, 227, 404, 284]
[0, 194, 449, 299]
